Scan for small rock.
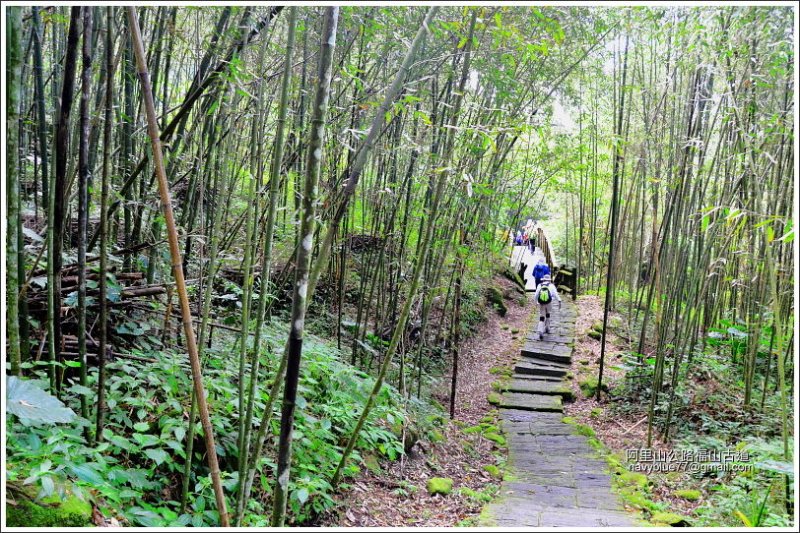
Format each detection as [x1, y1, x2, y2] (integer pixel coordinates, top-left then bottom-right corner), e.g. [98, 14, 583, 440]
[427, 477, 454, 496]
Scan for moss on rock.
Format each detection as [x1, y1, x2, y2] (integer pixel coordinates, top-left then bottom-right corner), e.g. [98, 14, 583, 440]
[619, 470, 649, 489]
[427, 477, 454, 496]
[486, 287, 508, 317]
[487, 392, 503, 405]
[651, 511, 691, 526]
[484, 432, 506, 446]
[6, 494, 92, 528]
[573, 423, 596, 438]
[483, 464, 502, 479]
[578, 375, 607, 397]
[674, 488, 701, 501]
[618, 487, 659, 511]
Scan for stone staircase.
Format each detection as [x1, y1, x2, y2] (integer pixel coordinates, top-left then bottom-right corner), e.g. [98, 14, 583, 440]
[480, 300, 637, 527]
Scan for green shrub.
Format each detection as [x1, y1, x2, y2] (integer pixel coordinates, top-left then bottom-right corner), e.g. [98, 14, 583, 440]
[5, 321, 420, 527]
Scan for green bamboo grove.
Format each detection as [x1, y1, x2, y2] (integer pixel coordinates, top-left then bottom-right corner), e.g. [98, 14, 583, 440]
[3, 4, 794, 527]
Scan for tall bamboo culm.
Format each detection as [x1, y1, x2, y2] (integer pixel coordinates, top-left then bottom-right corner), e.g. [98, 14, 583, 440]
[125, 7, 230, 526]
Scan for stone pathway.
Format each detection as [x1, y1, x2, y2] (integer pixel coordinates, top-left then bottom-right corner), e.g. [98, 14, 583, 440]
[481, 275, 637, 527]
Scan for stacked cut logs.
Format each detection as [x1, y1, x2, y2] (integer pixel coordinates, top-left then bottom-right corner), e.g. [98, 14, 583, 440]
[26, 265, 169, 361]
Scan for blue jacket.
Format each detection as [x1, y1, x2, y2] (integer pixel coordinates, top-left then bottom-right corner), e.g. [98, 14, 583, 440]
[532, 263, 550, 279]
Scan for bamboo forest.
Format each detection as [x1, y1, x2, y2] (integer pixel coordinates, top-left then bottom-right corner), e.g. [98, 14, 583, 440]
[2, 2, 797, 529]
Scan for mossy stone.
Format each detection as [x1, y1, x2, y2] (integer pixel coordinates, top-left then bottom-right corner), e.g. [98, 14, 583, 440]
[618, 487, 659, 511]
[651, 512, 691, 526]
[6, 494, 92, 527]
[561, 416, 576, 424]
[487, 392, 503, 405]
[363, 453, 382, 475]
[486, 287, 508, 317]
[590, 321, 604, 333]
[510, 328, 520, 334]
[428, 430, 445, 444]
[590, 407, 603, 418]
[483, 464, 502, 479]
[427, 477, 453, 496]
[578, 375, 606, 397]
[619, 471, 649, 489]
[574, 423, 596, 438]
[484, 432, 506, 446]
[674, 488, 701, 501]
[587, 329, 602, 340]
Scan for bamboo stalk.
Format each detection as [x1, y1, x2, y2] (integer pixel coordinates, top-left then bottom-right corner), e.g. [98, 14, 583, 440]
[125, 7, 229, 526]
[270, 8, 338, 526]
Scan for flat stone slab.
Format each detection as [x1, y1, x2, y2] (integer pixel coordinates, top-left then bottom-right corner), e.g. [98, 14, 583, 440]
[515, 360, 569, 377]
[503, 379, 573, 398]
[498, 392, 562, 412]
[520, 348, 572, 365]
[511, 373, 564, 383]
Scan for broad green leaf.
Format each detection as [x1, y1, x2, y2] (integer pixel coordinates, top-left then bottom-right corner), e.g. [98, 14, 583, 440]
[69, 463, 105, 485]
[144, 448, 169, 466]
[6, 376, 76, 424]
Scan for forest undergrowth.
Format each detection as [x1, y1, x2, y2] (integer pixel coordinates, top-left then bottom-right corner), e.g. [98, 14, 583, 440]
[564, 294, 794, 528]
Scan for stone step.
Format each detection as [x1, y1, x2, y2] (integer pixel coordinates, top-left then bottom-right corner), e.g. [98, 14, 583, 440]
[499, 393, 563, 412]
[520, 348, 572, 366]
[501, 379, 574, 399]
[515, 360, 569, 378]
[525, 332, 574, 343]
[511, 374, 564, 383]
[523, 339, 573, 351]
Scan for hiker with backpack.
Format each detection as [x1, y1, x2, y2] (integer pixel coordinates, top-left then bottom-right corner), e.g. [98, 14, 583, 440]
[533, 274, 562, 340]
[532, 258, 550, 290]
